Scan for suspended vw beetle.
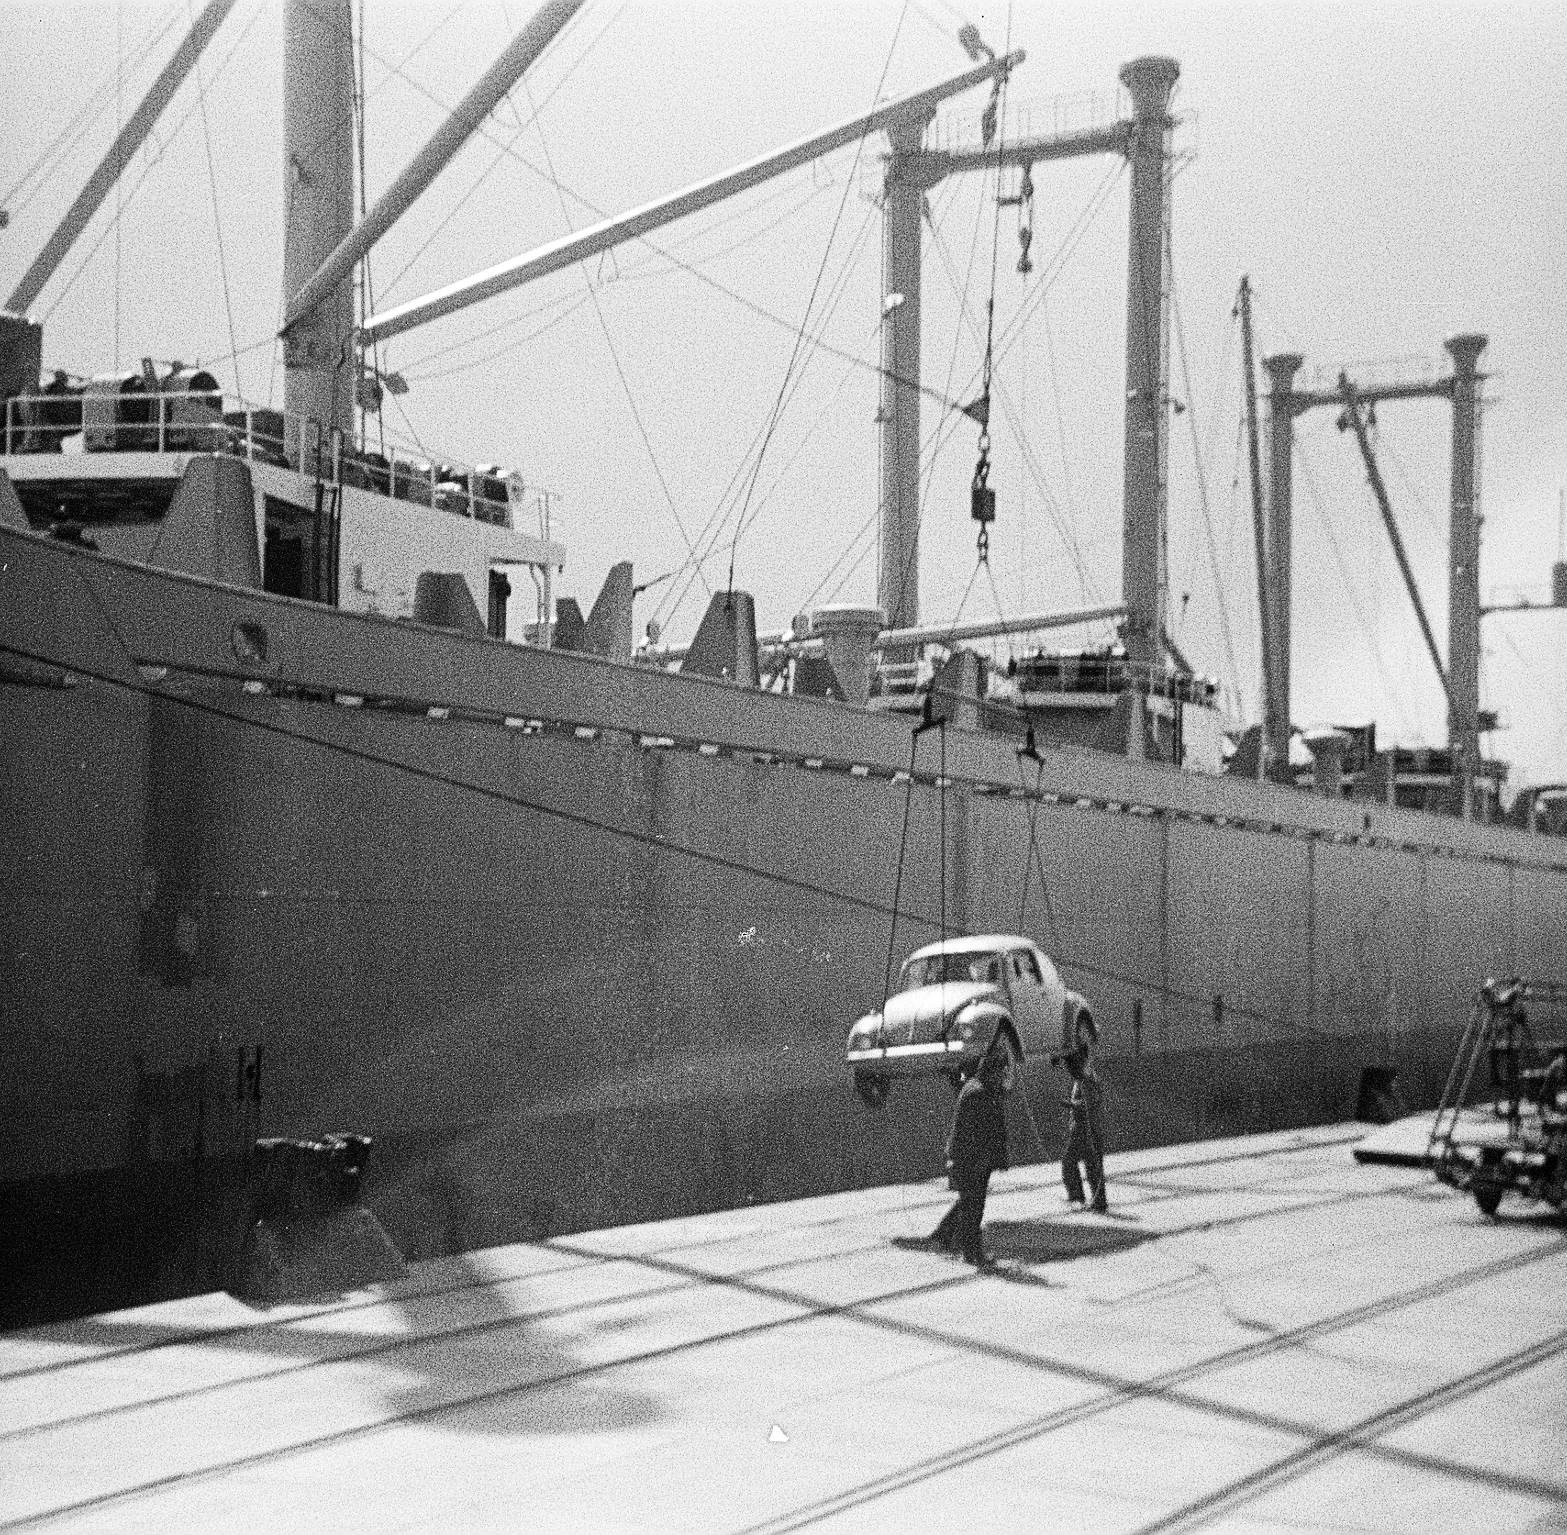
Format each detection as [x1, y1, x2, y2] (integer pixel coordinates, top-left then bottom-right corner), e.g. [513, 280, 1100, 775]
[846, 934, 1093, 1107]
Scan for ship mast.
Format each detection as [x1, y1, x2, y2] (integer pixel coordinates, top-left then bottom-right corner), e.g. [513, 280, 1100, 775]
[1236, 278, 1270, 777]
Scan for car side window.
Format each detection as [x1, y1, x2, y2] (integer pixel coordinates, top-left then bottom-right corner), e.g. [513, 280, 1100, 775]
[1016, 951, 1044, 985]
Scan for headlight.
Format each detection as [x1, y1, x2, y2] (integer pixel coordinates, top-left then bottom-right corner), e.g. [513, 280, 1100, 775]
[848, 1018, 880, 1049]
[951, 1011, 977, 1040]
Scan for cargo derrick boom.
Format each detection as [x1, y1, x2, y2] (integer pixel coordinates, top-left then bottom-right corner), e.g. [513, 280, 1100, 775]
[3, 0, 238, 319]
[1336, 376, 1455, 718]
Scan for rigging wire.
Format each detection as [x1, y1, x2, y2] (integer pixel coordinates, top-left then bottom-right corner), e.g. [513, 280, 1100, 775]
[388, 385, 432, 460]
[1295, 433, 1419, 739]
[524, 78, 707, 594]
[1176, 303, 1237, 621]
[653, 200, 884, 632]
[349, 21, 976, 424]
[1039, 299, 1076, 529]
[923, 179, 984, 520]
[704, 205, 881, 563]
[1170, 273, 1244, 711]
[394, 287, 585, 375]
[925, 216, 1098, 597]
[1014, 750, 1060, 945]
[38, 0, 270, 326]
[602, 184, 835, 287]
[1379, 431, 1446, 546]
[982, 158, 1126, 374]
[3, 630, 1359, 1049]
[188, 4, 244, 400]
[41, 0, 458, 333]
[854, 156, 1128, 632]
[373, 0, 626, 306]
[661, 202, 879, 574]
[400, 292, 596, 384]
[982, 557, 1014, 664]
[0, 5, 184, 219]
[724, 0, 913, 595]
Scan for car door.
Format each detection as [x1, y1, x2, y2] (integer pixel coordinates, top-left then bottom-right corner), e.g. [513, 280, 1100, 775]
[1007, 948, 1053, 1055]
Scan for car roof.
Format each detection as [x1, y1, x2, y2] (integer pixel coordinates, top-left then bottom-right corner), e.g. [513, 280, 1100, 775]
[904, 935, 1037, 963]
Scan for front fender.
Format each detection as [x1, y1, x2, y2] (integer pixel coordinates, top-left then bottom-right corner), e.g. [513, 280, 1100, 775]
[1061, 991, 1092, 1052]
[957, 1002, 1017, 1054]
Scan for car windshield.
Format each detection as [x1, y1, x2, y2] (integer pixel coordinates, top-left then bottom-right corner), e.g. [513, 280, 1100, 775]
[900, 951, 1006, 991]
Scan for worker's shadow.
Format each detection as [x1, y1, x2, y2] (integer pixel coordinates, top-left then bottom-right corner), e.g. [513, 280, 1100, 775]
[982, 1218, 1152, 1266]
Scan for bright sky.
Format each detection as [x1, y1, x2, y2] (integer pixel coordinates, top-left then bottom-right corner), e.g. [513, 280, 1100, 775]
[4, 0, 1565, 787]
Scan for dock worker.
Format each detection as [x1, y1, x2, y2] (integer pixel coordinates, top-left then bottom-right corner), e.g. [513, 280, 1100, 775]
[930, 1047, 1012, 1266]
[1058, 1019, 1108, 1213]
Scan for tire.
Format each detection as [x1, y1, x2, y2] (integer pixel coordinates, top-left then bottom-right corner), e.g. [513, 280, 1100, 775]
[989, 1029, 1022, 1090]
[1473, 1183, 1503, 1217]
[854, 1072, 891, 1109]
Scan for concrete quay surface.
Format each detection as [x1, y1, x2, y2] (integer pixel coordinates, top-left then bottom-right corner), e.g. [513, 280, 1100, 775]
[3, 1125, 1565, 1533]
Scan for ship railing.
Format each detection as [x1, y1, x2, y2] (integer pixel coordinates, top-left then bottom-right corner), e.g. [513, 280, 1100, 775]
[928, 87, 1127, 155]
[1012, 655, 1219, 707]
[2, 389, 560, 532]
[1306, 354, 1442, 396]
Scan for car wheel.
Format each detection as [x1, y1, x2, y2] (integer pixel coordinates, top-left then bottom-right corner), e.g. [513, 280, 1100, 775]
[989, 1029, 1022, 1089]
[854, 1072, 891, 1109]
[1473, 1182, 1503, 1218]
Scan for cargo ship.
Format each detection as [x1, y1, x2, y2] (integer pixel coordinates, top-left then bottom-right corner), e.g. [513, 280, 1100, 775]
[3, 0, 1563, 1328]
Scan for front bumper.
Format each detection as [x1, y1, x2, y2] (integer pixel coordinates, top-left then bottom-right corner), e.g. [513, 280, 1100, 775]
[847, 1039, 974, 1078]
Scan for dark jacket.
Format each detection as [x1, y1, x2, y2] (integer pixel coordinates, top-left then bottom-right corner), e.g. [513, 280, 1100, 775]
[946, 1076, 1009, 1187]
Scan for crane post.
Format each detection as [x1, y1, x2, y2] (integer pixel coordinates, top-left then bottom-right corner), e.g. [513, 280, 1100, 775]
[1238, 276, 1273, 778]
[1445, 333, 1487, 821]
[1263, 352, 1303, 782]
[1117, 55, 1179, 754]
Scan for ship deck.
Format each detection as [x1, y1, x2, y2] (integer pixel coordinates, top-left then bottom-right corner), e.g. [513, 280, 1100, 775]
[4, 1124, 1564, 1533]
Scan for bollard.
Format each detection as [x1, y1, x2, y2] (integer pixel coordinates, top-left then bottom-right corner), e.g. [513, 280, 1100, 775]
[232, 1133, 405, 1303]
[1356, 1065, 1406, 1125]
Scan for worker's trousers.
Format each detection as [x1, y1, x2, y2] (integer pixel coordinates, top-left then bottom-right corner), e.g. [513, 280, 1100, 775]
[1062, 1105, 1106, 1210]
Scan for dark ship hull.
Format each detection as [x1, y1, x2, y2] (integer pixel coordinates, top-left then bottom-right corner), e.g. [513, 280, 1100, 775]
[4, 517, 1564, 1326]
